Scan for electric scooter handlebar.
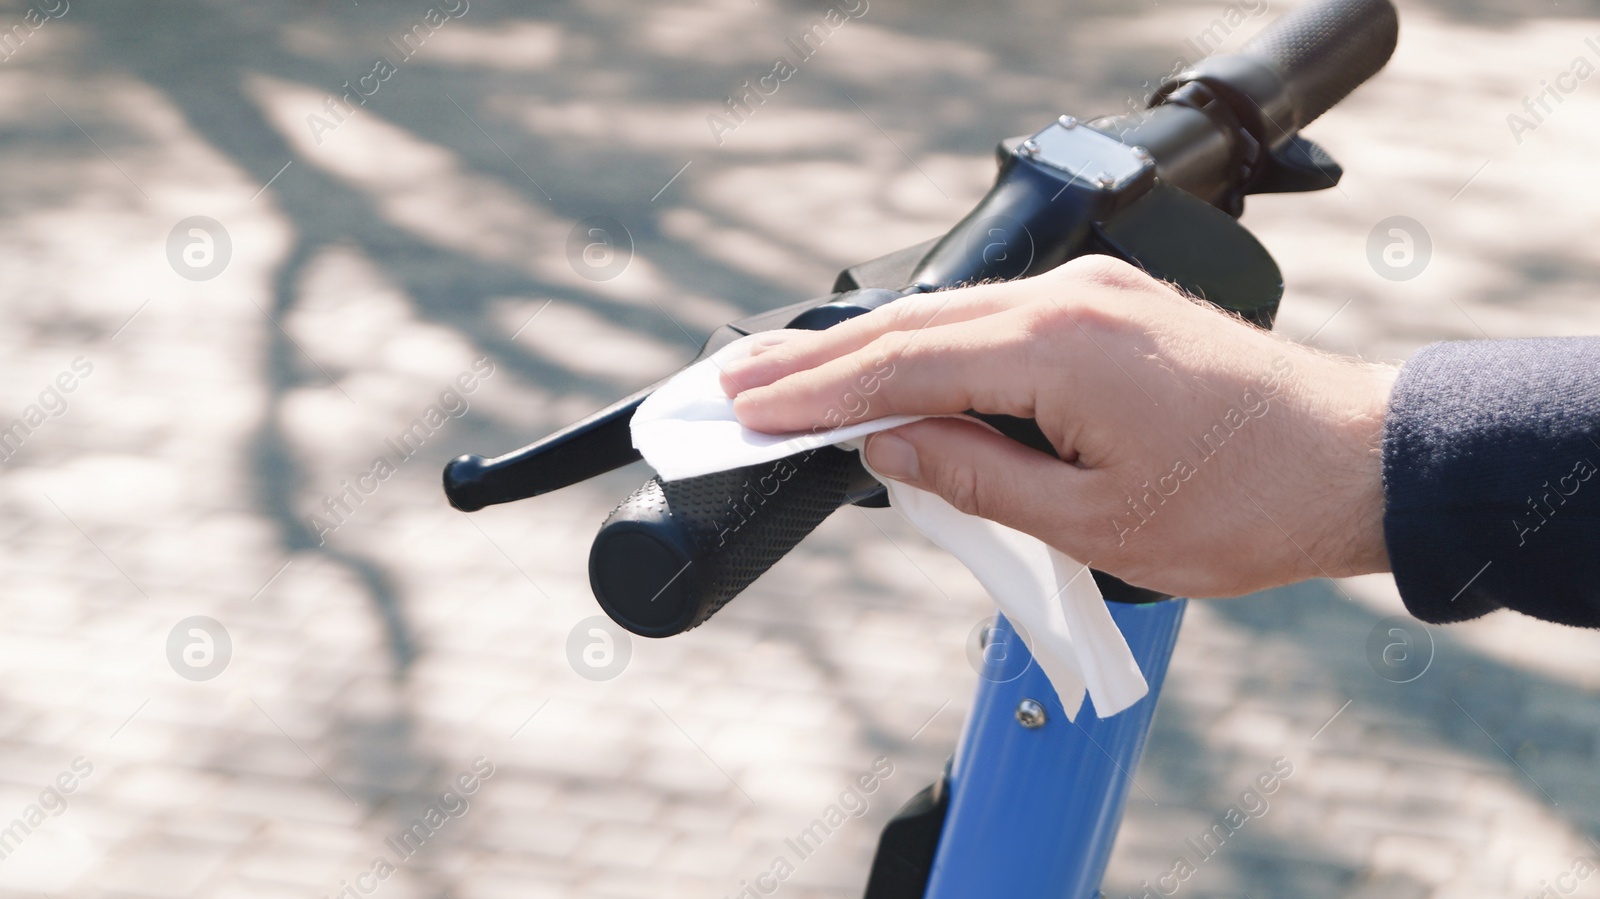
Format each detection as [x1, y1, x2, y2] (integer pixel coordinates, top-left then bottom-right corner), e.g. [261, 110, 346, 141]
[1242, 0, 1399, 130]
[443, 0, 1399, 638]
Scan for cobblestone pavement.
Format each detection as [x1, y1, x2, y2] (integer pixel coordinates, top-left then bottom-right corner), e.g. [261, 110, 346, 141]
[1, 0, 1598, 897]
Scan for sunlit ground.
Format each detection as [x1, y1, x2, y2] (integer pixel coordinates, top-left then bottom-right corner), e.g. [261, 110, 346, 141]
[0, 0, 1597, 896]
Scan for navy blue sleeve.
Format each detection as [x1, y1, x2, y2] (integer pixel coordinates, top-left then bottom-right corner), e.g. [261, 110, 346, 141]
[1381, 338, 1600, 626]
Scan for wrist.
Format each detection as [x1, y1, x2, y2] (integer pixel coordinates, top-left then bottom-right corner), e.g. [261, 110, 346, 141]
[1318, 360, 1399, 577]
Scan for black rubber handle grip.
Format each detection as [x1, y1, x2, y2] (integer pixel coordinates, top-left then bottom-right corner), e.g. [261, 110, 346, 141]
[589, 448, 864, 637]
[1241, 0, 1398, 129]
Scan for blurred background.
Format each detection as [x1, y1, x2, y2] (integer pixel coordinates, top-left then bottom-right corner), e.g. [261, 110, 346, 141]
[2, 0, 1599, 896]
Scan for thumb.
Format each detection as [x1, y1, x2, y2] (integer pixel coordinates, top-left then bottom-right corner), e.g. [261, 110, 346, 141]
[864, 418, 1100, 551]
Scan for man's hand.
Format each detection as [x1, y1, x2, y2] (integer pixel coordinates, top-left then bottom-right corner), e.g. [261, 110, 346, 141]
[719, 255, 1397, 598]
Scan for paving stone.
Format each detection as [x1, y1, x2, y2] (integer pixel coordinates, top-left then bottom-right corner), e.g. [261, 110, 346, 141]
[4, 4, 1600, 898]
[90, 836, 233, 898]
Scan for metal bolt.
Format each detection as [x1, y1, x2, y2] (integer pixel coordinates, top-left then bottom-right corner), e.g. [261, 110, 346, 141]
[1019, 139, 1040, 157]
[1095, 172, 1116, 189]
[1130, 145, 1152, 162]
[1057, 115, 1078, 129]
[1016, 698, 1047, 728]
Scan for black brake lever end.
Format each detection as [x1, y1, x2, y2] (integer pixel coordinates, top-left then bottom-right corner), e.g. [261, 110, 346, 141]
[443, 387, 650, 511]
[443, 453, 497, 512]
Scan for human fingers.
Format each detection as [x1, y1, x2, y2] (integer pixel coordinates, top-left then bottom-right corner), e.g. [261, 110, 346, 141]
[864, 418, 1104, 556]
[719, 279, 1027, 396]
[730, 306, 1049, 433]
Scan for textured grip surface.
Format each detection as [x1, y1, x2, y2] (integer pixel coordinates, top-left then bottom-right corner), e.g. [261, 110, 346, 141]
[589, 448, 861, 637]
[1242, 0, 1398, 128]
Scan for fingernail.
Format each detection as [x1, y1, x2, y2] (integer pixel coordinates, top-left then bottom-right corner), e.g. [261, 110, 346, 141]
[729, 393, 760, 424]
[747, 330, 801, 354]
[866, 433, 920, 482]
[725, 333, 796, 390]
[720, 360, 759, 396]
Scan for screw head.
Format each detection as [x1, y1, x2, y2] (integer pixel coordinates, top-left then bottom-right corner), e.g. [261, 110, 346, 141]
[1057, 115, 1078, 129]
[1131, 145, 1152, 162]
[1019, 139, 1040, 157]
[1016, 698, 1047, 729]
[1095, 172, 1116, 189]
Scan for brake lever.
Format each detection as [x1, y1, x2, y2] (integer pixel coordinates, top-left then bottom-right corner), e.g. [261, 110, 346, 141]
[442, 288, 906, 511]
